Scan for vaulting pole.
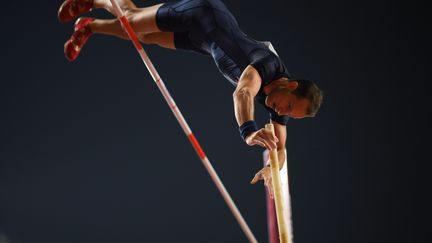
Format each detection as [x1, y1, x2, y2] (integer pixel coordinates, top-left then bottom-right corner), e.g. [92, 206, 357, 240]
[265, 123, 291, 243]
[263, 149, 294, 243]
[107, 1, 257, 242]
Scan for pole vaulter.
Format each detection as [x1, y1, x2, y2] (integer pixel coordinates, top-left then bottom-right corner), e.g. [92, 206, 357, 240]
[58, 0, 324, 241]
[106, 1, 258, 242]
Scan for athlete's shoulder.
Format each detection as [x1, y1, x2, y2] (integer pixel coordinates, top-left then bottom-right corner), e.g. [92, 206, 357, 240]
[250, 52, 289, 83]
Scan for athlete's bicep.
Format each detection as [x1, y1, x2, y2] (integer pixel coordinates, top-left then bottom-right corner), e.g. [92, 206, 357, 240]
[234, 65, 262, 97]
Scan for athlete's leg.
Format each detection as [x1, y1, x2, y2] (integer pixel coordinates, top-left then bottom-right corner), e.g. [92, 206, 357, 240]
[89, 2, 164, 37]
[89, 18, 175, 48]
[58, 0, 137, 23]
[124, 3, 165, 33]
[59, 0, 162, 34]
[93, 0, 137, 16]
[64, 16, 176, 61]
[88, 6, 168, 40]
[138, 32, 176, 49]
[89, 18, 129, 39]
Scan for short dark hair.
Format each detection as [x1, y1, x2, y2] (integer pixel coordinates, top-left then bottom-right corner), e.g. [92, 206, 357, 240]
[290, 79, 323, 117]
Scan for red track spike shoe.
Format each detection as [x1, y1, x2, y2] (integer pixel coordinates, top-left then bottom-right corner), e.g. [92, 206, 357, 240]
[64, 17, 94, 61]
[58, 0, 94, 23]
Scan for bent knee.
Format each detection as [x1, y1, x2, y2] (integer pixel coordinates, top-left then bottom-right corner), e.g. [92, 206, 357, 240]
[138, 32, 175, 49]
[138, 33, 155, 44]
[125, 10, 141, 29]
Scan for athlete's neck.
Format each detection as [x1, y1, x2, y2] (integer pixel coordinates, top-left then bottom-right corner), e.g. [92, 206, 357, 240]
[263, 77, 290, 95]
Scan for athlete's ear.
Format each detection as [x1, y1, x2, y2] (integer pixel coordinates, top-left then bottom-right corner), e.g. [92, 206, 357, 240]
[287, 80, 299, 91]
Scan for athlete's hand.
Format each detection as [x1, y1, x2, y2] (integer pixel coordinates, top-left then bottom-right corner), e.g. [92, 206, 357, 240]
[245, 128, 278, 151]
[251, 165, 274, 199]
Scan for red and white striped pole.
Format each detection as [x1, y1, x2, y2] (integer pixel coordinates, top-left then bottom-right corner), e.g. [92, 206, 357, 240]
[108, 1, 257, 242]
[263, 149, 294, 243]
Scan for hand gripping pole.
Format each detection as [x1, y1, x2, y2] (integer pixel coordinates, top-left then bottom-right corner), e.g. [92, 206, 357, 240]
[108, 1, 257, 242]
[265, 123, 290, 243]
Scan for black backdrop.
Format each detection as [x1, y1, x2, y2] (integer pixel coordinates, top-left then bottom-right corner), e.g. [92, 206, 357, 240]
[0, 0, 426, 243]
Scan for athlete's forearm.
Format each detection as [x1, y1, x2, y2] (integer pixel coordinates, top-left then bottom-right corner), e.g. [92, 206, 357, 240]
[273, 121, 287, 169]
[233, 65, 262, 126]
[233, 88, 255, 126]
[277, 148, 286, 169]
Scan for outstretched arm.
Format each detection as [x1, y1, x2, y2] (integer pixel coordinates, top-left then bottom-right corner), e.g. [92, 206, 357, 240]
[272, 120, 287, 169]
[235, 66, 288, 197]
[233, 65, 278, 151]
[249, 121, 287, 198]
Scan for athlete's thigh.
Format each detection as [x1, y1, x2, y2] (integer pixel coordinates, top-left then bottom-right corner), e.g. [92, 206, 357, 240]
[128, 3, 165, 33]
[118, 0, 138, 11]
[154, 0, 212, 33]
[139, 32, 176, 49]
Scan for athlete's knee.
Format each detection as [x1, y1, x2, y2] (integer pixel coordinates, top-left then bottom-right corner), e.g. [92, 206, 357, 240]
[122, 9, 141, 30]
[138, 33, 154, 44]
[119, 1, 139, 14]
[123, 8, 140, 18]
[123, 8, 138, 23]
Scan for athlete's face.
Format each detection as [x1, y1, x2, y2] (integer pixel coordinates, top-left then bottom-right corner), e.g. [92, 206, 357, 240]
[266, 89, 310, 119]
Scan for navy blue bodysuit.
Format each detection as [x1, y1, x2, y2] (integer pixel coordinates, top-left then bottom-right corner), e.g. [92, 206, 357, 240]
[156, 0, 291, 124]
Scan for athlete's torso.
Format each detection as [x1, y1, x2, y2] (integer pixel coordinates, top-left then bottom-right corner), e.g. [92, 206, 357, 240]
[159, 0, 291, 124]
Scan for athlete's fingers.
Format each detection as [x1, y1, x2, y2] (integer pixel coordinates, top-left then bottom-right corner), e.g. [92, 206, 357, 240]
[255, 136, 273, 151]
[255, 132, 273, 149]
[262, 129, 278, 143]
[265, 176, 274, 199]
[250, 172, 261, 184]
[251, 139, 266, 148]
[246, 130, 276, 150]
[251, 167, 268, 184]
[249, 135, 266, 148]
[268, 186, 274, 199]
[264, 130, 279, 146]
[259, 135, 277, 151]
[258, 130, 277, 150]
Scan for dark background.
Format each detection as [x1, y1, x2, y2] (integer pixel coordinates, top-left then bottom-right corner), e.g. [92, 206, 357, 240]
[0, 0, 427, 243]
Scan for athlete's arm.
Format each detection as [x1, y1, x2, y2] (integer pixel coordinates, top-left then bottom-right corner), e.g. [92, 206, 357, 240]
[233, 65, 261, 125]
[272, 120, 287, 169]
[233, 65, 278, 151]
[249, 120, 287, 198]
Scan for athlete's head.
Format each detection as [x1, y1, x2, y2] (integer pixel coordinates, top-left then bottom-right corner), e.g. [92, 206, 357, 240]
[265, 79, 323, 119]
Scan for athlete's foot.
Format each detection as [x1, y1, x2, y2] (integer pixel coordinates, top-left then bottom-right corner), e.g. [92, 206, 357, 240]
[64, 17, 94, 61]
[58, 0, 94, 23]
